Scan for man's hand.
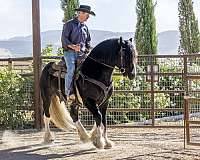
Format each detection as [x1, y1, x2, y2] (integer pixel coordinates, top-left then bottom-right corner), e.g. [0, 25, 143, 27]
[84, 48, 90, 54]
[67, 44, 80, 52]
[73, 44, 81, 52]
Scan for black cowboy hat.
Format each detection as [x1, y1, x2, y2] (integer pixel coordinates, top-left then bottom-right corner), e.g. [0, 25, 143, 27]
[75, 5, 96, 16]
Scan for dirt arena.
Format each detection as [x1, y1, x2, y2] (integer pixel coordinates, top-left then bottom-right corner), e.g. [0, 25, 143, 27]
[0, 128, 200, 160]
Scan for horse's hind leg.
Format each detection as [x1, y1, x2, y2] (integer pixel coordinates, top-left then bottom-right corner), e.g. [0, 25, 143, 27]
[85, 98, 105, 149]
[43, 115, 54, 143]
[41, 91, 54, 143]
[70, 102, 90, 143]
[75, 120, 90, 143]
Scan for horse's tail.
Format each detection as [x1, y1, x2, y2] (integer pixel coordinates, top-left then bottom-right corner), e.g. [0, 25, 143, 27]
[49, 95, 76, 131]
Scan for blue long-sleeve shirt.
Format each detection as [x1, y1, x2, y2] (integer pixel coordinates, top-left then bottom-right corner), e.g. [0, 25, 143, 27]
[61, 18, 91, 53]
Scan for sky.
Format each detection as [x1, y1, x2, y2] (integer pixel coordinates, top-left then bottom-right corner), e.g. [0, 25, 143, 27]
[0, 0, 199, 40]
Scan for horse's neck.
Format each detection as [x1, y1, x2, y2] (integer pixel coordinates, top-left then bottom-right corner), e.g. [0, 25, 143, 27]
[81, 39, 118, 85]
[81, 58, 114, 86]
[99, 67, 114, 85]
[89, 40, 117, 67]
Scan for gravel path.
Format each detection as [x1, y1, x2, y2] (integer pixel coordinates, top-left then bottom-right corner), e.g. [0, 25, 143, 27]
[0, 128, 200, 160]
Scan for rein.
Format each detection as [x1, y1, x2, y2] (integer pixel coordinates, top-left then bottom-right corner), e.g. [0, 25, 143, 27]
[87, 45, 126, 73]
[79, 71, 113, 107]
[87, 56, 115, 69]
[77, 45, 125, 106]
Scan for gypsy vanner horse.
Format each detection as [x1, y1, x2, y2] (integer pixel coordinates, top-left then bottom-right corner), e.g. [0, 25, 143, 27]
[40, 37, 137, 149]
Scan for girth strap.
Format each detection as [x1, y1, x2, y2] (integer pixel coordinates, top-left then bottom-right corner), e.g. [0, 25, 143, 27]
[79, 71, 113, 107]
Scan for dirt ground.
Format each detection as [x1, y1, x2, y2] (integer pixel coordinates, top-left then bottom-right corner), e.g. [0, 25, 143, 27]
[0, 128, 200, 160]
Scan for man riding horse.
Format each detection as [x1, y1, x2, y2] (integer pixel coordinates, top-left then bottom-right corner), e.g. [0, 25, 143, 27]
[40, 4, 137, 149]
[61, 5, 95, 101]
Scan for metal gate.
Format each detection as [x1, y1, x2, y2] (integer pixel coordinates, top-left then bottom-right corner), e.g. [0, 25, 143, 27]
[1, 54, 200, 130]
[184, 54, 200, 147]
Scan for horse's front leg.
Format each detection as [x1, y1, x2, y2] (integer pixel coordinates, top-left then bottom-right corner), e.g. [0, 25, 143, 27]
[99, 101, 114, 149]
[70, 102, 90, 142]
[85, 98, 105, 149]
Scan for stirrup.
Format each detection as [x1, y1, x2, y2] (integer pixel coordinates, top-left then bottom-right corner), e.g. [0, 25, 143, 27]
[68, 94, 75, 101]
[65, 94, 75, 102]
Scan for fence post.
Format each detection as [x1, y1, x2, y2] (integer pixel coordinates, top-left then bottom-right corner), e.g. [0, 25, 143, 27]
[183, 55, 190, 146]
[32, 0, 42, 129]
[8, 59, 12, 71]
[150, 56, 155, 127]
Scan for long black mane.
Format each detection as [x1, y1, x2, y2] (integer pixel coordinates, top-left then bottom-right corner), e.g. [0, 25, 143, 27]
[80, 38, 119, 85]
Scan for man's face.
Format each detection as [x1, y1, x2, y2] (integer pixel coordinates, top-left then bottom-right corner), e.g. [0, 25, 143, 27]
[78, 11, 90, 22]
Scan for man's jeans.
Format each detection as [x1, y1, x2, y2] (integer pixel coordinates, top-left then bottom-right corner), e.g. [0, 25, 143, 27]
[64, 50, 78, 96]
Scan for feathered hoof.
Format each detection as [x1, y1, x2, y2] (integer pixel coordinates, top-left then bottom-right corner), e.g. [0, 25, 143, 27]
[79, 135, 90, 143]
[77, 129, 90, 143]
[104, 139, 113, 149]
[43, 132, 54, 143]
[92, 136, 105, 149]
[80, 137, 90, 143]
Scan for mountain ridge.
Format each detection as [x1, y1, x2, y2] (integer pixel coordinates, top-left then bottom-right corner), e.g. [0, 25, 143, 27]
[0, 30, 180, 57]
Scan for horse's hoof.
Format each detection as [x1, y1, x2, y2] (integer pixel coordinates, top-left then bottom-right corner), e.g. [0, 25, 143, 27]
[92, 137, 105, 149]
[104, 140, 113, 149]
[77, 129, 90, 143]
[80, 137, 90, 143]
[43, 139, 54, 144]
[44, 133, 54, 143]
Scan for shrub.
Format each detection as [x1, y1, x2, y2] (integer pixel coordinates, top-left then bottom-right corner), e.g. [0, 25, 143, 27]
[0, 69, 33, 129]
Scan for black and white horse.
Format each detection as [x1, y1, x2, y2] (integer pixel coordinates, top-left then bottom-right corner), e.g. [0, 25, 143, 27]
[40, 37, 137, 149]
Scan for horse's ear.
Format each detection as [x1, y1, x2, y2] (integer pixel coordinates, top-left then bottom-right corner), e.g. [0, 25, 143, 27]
[129, 38, 133, 42]
[118, 37, 123, 46]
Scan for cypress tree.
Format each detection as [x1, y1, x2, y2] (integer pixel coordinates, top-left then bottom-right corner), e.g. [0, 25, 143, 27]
[60, 0, 79, 22]
[134, 0, 157, 56]
[134, 0, 158, 112]
[178, 0, 200, 54]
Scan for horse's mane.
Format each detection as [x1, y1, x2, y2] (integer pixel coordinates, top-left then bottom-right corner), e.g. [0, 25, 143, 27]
[80, 38, 119, 79]
[86, 38, 120, 67]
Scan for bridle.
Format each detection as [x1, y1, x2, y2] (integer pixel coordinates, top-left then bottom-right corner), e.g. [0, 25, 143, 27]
[119, 45, 126, 74]
[87, 44, 126, 74]
[78, 44, 127, 107]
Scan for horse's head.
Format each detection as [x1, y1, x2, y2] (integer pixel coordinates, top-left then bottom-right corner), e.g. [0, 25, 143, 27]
[117, 37, 138, 80]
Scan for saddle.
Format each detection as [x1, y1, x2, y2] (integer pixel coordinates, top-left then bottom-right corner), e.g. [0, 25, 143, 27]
[49, 54, 87, 79]
[50, 57, 67, 78]
[48, 57, 84, 104]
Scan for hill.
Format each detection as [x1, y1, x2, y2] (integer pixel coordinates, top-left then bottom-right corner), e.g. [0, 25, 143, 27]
[0, 30, 179, 57]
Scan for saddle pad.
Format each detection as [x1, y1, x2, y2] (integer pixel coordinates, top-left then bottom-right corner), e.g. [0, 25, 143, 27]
[52, 61, 67, 72]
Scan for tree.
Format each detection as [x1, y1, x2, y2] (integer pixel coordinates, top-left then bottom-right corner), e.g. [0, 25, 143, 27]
[60, 0, 79, 22]
[178, 0, 200, 54]
[134, 0, 157, 56]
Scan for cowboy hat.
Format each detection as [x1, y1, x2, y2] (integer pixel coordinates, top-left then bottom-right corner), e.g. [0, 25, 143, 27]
[75, 5, 96, 16]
